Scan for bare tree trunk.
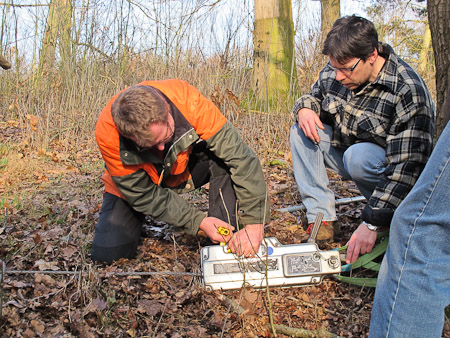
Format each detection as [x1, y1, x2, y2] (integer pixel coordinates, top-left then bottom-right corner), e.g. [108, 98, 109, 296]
[427, 0, 450, 139]
[252, 0, 297, 110]
[39, 0, 59, 74]
[418, 23, 431, 74]
[59, 0, 73, 68]
[321, 0, 340, 37]
[38, 0, 73, 75]
[444, 87, 450, 128]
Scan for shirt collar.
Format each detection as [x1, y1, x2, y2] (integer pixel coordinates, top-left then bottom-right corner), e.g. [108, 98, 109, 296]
[371, 42, 399, 93]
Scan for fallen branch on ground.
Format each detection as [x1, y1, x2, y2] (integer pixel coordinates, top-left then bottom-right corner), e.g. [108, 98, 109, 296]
[267, 323, 338, 338]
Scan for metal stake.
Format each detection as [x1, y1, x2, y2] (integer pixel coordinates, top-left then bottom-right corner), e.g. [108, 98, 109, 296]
[307, 212, 324, 243]
[276, 196, 366, 213]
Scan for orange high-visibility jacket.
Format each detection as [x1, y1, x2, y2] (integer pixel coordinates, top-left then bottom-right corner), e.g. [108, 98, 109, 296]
[95, 79, 269, 234]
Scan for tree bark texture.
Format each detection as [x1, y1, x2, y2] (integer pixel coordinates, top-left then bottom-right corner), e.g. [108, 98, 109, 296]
[427, 0, 450, 139]
[418, 23, 431, 74]
[39, 0, 73, 74]
[252, 0, 297, 108]
[320, 0, 340, 37]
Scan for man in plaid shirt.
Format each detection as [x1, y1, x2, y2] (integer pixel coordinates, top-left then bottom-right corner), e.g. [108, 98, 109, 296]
[290, 15, 435, 263]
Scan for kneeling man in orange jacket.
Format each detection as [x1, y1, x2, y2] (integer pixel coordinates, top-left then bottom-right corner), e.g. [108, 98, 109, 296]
[93, 79, 270, 263]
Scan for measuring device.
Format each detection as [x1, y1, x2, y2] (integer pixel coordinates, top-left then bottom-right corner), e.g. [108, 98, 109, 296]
[201, 237, 341, 290]
[201, 214, 340, 290]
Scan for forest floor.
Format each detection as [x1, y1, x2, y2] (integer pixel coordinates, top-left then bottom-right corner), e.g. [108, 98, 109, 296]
[1, 120, 449, 338]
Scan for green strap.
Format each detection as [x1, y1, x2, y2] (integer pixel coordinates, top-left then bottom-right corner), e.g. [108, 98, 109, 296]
[336, 275, 378, 288]
[338, 232, 389, 287]
[350, 238, 388, 270]
[359, 260, 381, 272]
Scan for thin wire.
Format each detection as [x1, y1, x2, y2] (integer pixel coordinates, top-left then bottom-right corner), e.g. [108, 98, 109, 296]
[2, 268, 202, 277]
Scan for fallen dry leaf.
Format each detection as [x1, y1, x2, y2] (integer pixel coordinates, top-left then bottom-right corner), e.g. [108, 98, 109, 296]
[34, 259, 59, 271]
[137, 299, 164, 317]
[30, 319, 45, 334]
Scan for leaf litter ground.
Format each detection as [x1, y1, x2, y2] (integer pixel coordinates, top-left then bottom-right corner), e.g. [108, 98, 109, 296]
[1, 121, 449, 338]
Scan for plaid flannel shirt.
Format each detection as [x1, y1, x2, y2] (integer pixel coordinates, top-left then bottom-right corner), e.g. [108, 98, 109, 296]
[292, 43, 435, 227]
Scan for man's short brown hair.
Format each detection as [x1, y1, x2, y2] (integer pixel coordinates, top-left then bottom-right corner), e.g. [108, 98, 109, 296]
[111, 85, 169, 141]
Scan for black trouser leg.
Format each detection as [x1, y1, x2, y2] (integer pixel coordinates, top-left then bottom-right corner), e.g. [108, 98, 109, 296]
[91, 193, 145, 264]
[189, 142, 238, 228]
[207, 161, 238, 228]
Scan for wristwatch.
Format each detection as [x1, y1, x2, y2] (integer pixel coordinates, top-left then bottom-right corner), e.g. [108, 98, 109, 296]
[363, 221, 378, 232]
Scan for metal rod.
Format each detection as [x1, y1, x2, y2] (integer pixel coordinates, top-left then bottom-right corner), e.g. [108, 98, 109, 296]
[0, 268, 201, 278]
[307, 213, 324, 243]
[276, 196, 366, 213]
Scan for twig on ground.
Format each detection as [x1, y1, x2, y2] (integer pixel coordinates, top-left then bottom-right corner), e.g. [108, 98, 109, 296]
[153, 298, 169, 336]
[267, 323, 338, 338]
[219, 290, 248, 338]
[287, 296, 346, 318]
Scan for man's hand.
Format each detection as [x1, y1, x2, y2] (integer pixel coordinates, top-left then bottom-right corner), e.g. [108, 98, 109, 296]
[297, 108, 324, 143]
[345, 223, 378, 264]
[227, 224, 263, 257]
[199, 217, 234, 243]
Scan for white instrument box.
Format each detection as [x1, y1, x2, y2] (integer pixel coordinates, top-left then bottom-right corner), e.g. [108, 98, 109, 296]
[201, 237, 341, 291]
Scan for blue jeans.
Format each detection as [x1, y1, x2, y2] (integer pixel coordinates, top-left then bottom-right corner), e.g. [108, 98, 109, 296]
[369, 122, 450, 338]
[289, 123, 386, 224]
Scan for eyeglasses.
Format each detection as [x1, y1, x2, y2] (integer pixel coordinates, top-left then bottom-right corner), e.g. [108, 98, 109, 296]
[135, 119, 174, 151]
[160, 120, 174, 145]
[330, 58, 361, 75]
